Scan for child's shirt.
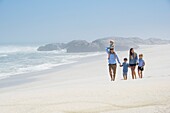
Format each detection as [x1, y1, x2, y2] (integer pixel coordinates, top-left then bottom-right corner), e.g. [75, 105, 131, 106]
[138, 58, 145, 67]
[122, 62, 129, 73]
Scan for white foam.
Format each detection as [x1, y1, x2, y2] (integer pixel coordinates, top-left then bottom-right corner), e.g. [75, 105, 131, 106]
[37, 49, 67, 54]
[0, 61, 77, 80]
[0, 45, 103, 80]
[0, 54, 8, 57]
[0, 45, 38, 53]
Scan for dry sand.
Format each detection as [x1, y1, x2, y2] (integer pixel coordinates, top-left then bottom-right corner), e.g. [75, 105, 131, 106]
[0, 45, 170, 113]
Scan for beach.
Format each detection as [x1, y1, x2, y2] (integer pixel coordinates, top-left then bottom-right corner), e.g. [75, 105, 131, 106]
[0, 45, 170, 113]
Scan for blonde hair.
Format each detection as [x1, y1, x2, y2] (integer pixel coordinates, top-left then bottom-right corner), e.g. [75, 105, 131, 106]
[139, 54, 143, 57]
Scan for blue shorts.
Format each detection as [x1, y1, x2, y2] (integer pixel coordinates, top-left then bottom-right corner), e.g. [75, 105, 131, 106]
[123, 72, 127, 76]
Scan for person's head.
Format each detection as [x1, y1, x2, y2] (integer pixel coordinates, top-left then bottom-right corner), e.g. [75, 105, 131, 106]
[110, 40, 114, 44]
[124, 58, 128, 62]
[110, 48, 114, 53]
[139, 54, 143, 59]
[130, 48, 134, 55]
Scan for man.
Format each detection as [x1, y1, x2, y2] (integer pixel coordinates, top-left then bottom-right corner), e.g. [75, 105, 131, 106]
[106, 47, 121, 81]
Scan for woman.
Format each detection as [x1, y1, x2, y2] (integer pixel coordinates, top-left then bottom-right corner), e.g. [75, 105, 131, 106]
[129, 48, 138, 79]
[106, 47, 121, 81]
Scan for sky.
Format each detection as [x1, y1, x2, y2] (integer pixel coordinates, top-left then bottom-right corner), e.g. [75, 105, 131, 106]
[0, 0, 170, 44]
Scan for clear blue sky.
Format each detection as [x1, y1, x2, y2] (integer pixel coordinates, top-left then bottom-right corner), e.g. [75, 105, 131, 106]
[0, 0, 170, 44]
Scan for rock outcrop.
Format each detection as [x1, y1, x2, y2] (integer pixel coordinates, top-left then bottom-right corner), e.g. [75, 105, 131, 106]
[37, 43, 65, 51]
[37, 37, 170, 53]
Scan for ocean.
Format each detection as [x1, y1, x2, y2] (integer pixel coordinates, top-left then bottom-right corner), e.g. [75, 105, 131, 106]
[0, 45, 103, 80]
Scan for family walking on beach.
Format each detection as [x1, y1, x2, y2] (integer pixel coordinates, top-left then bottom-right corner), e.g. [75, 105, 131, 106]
[106, 40, 145, 81]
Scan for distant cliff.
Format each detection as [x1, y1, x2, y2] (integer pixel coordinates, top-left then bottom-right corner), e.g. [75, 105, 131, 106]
[37, 37, 170, 53]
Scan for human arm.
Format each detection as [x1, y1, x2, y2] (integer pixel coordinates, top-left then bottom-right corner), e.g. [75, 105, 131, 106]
[129, 55, 131, 64]
[143, 60, 145, 67]
[105, 47, 110, 54]
[136, 53, 139, 64]
[116, 54, 121, 65]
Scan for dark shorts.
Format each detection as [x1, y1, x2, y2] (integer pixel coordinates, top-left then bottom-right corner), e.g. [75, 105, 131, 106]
[129, 64, 136, 67]
[138, 66, 144, 71]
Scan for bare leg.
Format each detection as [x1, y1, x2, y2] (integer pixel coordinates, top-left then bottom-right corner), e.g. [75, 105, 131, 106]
[125, 76, 127, 80]
[130, 66, 134, 79]
[131, 66, 137, 79]
[141, 71, 143, 78]
[131, 67, 135, 79]
[138, 69, 140, 78]
[133, 66, 137, 79]
[123, 75, 127, 80]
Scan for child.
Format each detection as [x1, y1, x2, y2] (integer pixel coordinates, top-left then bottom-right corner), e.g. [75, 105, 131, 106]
[138, 54, 145, 78]
[109, 40, 115, 50]
[120, 58, 129, 80]
[107, 40, 115, 59]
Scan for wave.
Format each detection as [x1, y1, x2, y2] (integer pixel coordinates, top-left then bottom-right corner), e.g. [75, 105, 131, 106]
[0, 54, 8, 58]
[0, 45, 38, 53]
[0, 61, 77, 80]
[0, 45, 68, 54]
[37, 49, 67, 54]
[0, 49, 103, 80]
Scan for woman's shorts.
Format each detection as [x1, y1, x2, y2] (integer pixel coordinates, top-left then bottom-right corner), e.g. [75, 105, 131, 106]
[129, 64, 136, 67]
[138, 66, 144, 71]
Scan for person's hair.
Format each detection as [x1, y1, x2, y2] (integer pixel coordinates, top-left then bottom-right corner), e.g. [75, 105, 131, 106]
[110, 48, 113, 50]
[139, 54, 143, 57]
[110, 40, 114, 43]
[130, 48, 134, 56]
[109, 48, 116, 55]
[124, 58, 128, 61]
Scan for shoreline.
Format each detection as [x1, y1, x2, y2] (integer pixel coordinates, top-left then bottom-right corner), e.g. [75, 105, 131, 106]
[1, 44, 170, 89]
[0, 45, 170, 113]
[0, 53, 106, 89]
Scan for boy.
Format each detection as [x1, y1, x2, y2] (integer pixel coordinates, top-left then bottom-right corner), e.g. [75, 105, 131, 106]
[138, 54, 145, 78]
[110, 40, 115, 50]
[107, 40, 115, 59]
[120, 58, 129, 80]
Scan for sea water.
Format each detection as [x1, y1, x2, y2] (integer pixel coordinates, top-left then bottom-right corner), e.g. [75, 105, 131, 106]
[0, 45, 102, 79]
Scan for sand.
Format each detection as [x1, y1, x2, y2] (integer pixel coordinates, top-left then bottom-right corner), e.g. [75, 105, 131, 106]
[0, 45, 170, 113]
